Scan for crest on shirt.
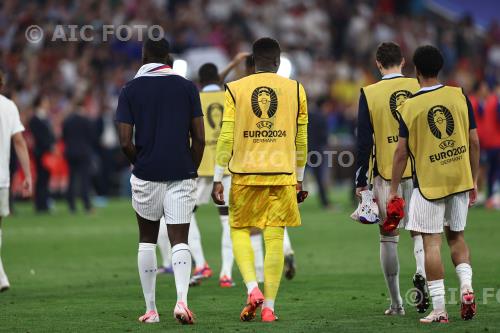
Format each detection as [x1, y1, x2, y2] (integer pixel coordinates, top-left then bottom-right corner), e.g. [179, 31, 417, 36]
[389, 90, 412, 121]
[206, 102, 224, 133]
[251, 86, 278, 129]
[427, 105, 455, 149]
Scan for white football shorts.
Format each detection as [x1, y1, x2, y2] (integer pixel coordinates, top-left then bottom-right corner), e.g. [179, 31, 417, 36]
[130, 174, 196, 224]
[0, 187, 9, 218]
[406, 189, 469, 234]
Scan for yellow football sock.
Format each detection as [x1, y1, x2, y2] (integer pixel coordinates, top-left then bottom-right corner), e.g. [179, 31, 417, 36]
[230, 227, 257, 285]
[263, 226, 285, 302]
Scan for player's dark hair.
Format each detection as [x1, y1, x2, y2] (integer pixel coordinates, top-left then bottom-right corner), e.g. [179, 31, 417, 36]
[252, 37, 281, 63]
[413, 45, 444, 78]
[198, 63, 220, 86]
[376, 42, 403, 69]
[142, 37, 170, 64]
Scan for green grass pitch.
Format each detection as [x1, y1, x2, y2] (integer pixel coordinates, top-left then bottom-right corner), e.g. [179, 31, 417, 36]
[1, 191, 500, 332]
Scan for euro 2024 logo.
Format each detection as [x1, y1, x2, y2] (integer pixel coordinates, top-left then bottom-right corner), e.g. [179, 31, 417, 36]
[206, 102, 224, 139]
[389, 90, 412, 121]
[251, 86, 278, 129]
[427, 105, 455, 150]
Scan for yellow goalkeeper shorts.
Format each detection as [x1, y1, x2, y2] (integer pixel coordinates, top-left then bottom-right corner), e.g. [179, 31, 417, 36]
[229, 183, 301, 229]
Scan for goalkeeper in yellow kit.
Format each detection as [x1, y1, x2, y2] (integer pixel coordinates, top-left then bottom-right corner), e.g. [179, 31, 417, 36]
[211, 37, 308, 322]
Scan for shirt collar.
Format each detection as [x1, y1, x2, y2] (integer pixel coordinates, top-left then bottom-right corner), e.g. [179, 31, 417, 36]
[382, 73, 403, 80]
[202, 84, 221, 92]
[418, 84, 444, 93]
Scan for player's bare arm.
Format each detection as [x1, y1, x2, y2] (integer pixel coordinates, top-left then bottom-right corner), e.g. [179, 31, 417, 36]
[12, 132, 32, 197]
[468, 128, 480, 206]
[389, 137, 409, 201]
[117, 122, 137, 165]
[190, 116, 205, 170]
[219, 52, 250, 83]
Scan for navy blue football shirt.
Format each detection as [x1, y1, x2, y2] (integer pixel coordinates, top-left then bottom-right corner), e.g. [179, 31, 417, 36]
[115, 71, 203, 181]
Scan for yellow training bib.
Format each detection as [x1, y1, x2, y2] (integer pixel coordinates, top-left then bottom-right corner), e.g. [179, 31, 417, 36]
[226, 73, 300, 175]
[400, 86, 474, 200]
[363, 76, 420, 180]
[198, 90, 228, 176]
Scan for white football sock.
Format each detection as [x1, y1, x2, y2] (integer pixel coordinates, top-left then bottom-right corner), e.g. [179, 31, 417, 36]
[246, 281, 258, 294]
[283, 228, 294, 256]
[263, 299, 275, 310]
[0, 229, 8, 286]
[188, 215, 206, 270]
[219, 214, 233, 278]
[412, 234, 426, 278]
[250, 234, 264, 283]
[138, 243, 157, 312]
[380, 235, 403, 307]
[428, 279, 446, 312]
[157, 220, 172, 267]
[455, 263, 473, 293]
[172, 243, 192, 304]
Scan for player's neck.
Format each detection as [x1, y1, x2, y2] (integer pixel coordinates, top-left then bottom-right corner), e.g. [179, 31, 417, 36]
[255, 65, 278, 73]
[418, 77, 441, 88]
[380, 67, 402, 77]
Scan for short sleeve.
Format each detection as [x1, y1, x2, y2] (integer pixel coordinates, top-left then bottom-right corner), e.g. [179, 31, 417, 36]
[223, 85, 236, 122]
[115, 87, 134, 124]
[297, 83, 308, 125]
[190, 83, 203, 118]
[9, 101, 24, 135]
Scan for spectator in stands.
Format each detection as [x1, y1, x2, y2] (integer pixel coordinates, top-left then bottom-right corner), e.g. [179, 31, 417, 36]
[308, 98, 331, 209]
[62, 102, 94, 213]
[483, 83, 500, 207]
[29, 96, 55, 213]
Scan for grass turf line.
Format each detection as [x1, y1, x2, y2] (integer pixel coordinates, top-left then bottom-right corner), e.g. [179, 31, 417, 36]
[0, 192, 499, 332]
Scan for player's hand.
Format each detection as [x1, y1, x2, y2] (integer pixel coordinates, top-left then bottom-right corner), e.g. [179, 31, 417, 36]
[469, 184, 478, 207]
[22, 177, 32, 198]
[296, 181, 303, 192]
[212, 182, 225, 205]
[356, 186, 368, 198]
[388, 191, 399, 203]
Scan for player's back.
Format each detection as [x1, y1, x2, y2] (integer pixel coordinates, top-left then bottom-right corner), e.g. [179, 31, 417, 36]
[198, 89, 225, 177]
[226, 72, 303, 175]
[362, 76, 420, 179]
[116, 75, 202, 182]
[0, 94, 23, 187]
[399, 85, 474, 199]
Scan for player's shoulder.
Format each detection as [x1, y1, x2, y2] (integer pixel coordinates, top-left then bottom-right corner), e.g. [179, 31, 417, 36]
[227, 72, 298, 87]
[363, 77, 418, 91]
[225, 74, 253, 89]
[0, 94, 18, 112]
[126, 74, 196, 93]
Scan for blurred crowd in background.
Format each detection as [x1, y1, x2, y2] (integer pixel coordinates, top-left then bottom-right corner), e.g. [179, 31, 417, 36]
[0, 0, 499, 212]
